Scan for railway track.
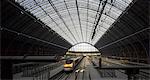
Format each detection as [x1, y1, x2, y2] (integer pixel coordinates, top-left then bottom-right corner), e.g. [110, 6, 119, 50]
[137, 70, 150, 79]
[49, 71, 72, 80]
[49, 57, 84, 80]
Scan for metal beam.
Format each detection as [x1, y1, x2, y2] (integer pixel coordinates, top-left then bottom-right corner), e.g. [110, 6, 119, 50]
[33, 0, 75, 44]
[48, 0, 78, 43]
[86, 0, 89, 42]
[2, 27, 69, 50]
[97, 27, 150, 49]
[75, 0, 84, 42]
[91, 0, 108, 39]
[7, 0, 72, 45]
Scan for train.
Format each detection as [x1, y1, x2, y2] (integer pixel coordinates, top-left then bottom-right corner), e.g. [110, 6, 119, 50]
[63, 57, 81, 72]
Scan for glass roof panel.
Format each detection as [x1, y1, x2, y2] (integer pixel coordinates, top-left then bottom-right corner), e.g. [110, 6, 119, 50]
[15, 0, 133, 45]
[69, 43, 99, 52]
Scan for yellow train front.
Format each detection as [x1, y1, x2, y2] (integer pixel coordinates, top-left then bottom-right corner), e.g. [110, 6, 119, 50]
[63, 57, 80, 72]
[63, 59, 74, 72]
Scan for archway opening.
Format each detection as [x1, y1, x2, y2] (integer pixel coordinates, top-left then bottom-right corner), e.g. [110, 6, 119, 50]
[66, 43, 101, 56]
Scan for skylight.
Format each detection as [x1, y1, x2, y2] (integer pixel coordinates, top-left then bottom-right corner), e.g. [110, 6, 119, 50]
[68, 43, 98, 52]
[15, 0, 133, 45]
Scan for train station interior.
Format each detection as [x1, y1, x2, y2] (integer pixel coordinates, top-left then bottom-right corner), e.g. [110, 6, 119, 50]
[1, 0, 150, 80]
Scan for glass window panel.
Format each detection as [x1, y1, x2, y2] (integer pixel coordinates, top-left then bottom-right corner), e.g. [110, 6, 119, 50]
[52, 0, 64, 4]
[111, 6, 122, 15]
[16, 0, 133, 45]
[107, 12, 118, 19]
[100, 27, 107, 32]
[78, 2, 88, 8]
[89, 3, 99, 10]
[122, 0, 132, 4]
[66, 1, 76, 7]
[89, 0, 99, 5]
[55, 4, 66, 11]
[115, 0, 128, 9]
[102, 23, 110, 29]
[104, 17, 115, 25]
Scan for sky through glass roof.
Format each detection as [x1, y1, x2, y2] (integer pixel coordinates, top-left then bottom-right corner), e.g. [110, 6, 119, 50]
[15, 0, 133, 45]
[69, 43, 99, 52]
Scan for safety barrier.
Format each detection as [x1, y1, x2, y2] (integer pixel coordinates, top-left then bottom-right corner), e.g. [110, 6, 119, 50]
[22, 62, 63, 77]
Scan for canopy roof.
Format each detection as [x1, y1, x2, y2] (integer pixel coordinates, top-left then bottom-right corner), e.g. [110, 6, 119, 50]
[15, 0, 133, 45]
[1, 0, 149, 60]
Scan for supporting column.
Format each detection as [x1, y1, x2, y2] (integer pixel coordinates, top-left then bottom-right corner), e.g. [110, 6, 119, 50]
[99, 58, 101, 68]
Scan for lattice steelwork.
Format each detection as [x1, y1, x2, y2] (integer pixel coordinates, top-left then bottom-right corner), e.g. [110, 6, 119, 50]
[15, 0, 133, 45]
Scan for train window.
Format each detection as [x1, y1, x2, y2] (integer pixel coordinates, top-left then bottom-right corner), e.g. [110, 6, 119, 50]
[66, 60, 73, 64]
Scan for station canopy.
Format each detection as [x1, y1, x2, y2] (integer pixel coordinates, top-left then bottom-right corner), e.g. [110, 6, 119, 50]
[15, 0, 133, 45]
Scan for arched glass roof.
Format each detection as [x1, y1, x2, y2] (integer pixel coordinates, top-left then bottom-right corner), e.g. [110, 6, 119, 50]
[15, 0, 133, 45]
[69, 43, 99, 52]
